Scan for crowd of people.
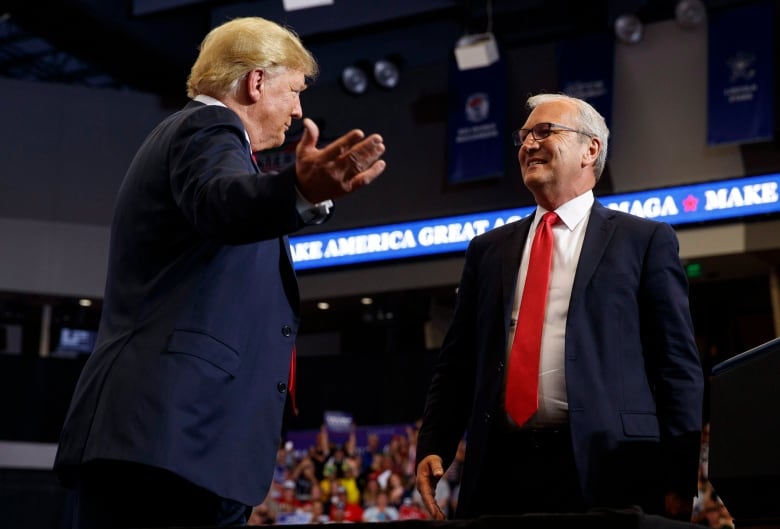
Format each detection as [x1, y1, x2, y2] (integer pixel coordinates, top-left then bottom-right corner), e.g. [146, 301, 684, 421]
[248, 423, 464, 525]
[692, 423, 735, 528]
[247, 420, 733, 526]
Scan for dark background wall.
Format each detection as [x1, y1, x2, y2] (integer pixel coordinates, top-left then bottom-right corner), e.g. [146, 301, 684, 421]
[0, 16, 768, 297]
[1, 10, 779, 433]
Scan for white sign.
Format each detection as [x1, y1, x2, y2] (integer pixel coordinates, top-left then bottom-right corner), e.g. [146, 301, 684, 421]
[282, 0, 334, 11]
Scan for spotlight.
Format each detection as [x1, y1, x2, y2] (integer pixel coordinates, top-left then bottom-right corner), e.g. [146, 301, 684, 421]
[373, 58, 400, 89]
[341, 64, 368, 95]
[675, 0, 706, 29]
[614, 13, 643, 44]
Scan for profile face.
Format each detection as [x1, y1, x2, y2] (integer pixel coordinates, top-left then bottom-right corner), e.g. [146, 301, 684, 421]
[254, 68, 306, 150]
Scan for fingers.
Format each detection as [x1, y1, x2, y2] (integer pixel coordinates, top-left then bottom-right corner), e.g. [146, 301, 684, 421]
[346, 134, 384, 167]
[298, 118, 320, 150]
[355, 133, 385, 161]
[415, 456, 446, 520]
[343, 134, 385, 187]
[317, 128, 366, 158]
[345, 160, 386, 191]
[331, 132, 385, 169]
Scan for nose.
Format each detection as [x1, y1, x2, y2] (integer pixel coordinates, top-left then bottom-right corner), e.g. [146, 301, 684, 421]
[519, 135, 540, 154]
[292, 96, 303, 119]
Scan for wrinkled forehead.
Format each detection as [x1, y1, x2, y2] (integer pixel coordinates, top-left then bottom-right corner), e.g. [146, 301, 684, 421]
[266, 67, 307, 89]
[524, 99, 578, 127]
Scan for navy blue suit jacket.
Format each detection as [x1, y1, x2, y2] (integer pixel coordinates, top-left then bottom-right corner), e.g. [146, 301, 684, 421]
[416, 201, 704, 517]
[54, 101, 312, 506]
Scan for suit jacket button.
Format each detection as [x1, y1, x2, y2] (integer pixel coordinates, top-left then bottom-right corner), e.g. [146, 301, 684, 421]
[497, 361, 504, 372]
[483, 412, 491, 423]
[277, 382, 287, 393]
[281, 325, 292, 337]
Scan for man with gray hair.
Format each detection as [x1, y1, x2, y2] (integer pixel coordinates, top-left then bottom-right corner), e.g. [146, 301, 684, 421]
[415, 92, 702, 521]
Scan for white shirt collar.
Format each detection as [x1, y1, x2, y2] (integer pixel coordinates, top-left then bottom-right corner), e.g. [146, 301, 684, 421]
[535, 190, 594, 231]
[192, 94, 251, 148]
[193, 94, 225, 107]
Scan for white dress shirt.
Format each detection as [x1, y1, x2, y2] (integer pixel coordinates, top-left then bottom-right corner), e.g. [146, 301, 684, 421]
[507, 190, 594, 427]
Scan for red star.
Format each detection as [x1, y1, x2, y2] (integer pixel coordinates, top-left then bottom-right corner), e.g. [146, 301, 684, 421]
[682, 194, 699, 212]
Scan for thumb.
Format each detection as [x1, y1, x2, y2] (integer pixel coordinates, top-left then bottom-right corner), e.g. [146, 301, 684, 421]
[431, 460, 445, 477]
[298, 117, 319, 152]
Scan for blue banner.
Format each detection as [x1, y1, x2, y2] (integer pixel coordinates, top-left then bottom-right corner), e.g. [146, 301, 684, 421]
[557, 33, 614, 131]
[291, 172, 780, 271]
[323, 410, 354, 433]
[446, 55, 506, 184]
[285, 422, 412, 458]
[707, 1, 774, 145]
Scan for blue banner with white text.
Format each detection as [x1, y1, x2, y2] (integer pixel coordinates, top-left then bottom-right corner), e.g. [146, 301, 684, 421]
[557, 32, 614, 131]
[446, 55, 506, 184]
[290, 172, 780, 271]
[707, 1, 774, 146]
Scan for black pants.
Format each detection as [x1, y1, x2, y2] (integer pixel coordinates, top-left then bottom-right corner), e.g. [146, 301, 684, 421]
[471, 419, 586, 517]
[72, 460, 251, 529]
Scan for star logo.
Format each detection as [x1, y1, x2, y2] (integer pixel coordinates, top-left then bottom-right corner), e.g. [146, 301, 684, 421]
[682, 194, 699, 212]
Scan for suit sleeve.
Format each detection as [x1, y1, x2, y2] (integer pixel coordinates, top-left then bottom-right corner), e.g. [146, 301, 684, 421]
[168, 105, 305, 244]
[642, 221, 704, 498]
[416, 237, 481, 471]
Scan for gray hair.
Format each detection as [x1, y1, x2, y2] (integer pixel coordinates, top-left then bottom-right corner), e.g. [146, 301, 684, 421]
[526, 93, 610, 180]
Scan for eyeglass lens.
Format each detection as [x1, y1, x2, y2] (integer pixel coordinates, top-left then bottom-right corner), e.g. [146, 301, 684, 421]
[516, 123, 552, 145]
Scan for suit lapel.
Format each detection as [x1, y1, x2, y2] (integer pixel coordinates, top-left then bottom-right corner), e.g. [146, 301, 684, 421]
[500, 217, 533, 333]
[570, 201, 616, 306]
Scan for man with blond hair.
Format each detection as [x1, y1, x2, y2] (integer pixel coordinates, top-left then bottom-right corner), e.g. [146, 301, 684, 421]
[54, 17, 386, 528]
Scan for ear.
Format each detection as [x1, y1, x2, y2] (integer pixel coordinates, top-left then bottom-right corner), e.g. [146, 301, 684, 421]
[581, 136, 601, 169]
[246, 69, 264, 102]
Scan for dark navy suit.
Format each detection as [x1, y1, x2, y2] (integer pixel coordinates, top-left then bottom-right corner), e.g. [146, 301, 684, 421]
[416, 201, 704, 518]
[54, 100, 312, 507]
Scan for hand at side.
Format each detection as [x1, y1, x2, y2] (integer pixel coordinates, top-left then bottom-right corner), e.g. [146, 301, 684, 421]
[415, 455, 447, 520]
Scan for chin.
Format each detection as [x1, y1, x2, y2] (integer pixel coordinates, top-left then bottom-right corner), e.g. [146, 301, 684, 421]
[256, 140, 281, 152]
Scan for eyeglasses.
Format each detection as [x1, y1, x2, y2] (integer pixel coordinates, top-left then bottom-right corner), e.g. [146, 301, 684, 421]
[512, 122, 594, 147]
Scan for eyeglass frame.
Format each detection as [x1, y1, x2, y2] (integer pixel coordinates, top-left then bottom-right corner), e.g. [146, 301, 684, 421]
[512, 122, 595, 147]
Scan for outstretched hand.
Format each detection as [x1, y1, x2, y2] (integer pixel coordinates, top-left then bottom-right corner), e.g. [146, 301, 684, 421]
[295, 117, 386, 204]
[415, 455, 447, 520]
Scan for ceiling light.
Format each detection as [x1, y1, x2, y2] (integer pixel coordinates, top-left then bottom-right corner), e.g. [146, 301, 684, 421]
[675, 0, 706, 29]
[614, 14, 643, 44]
[78, 298, 92, 307]
[360, 297, 374, 305]
[341, 65, 368, 95]
[373, 58, 400, 89]
[316, 301, 330, 310]
[454, 32, 500, 70]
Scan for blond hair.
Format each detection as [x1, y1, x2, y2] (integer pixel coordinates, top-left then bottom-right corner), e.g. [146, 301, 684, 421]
[186, 17, 318, 98]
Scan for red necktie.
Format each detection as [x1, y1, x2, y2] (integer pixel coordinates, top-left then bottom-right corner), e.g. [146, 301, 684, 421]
[289, 345, 298, 416]
[505, 211, 559, 426]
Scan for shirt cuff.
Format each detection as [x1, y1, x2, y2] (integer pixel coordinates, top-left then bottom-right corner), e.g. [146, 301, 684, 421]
[296, 188, 334, 225]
